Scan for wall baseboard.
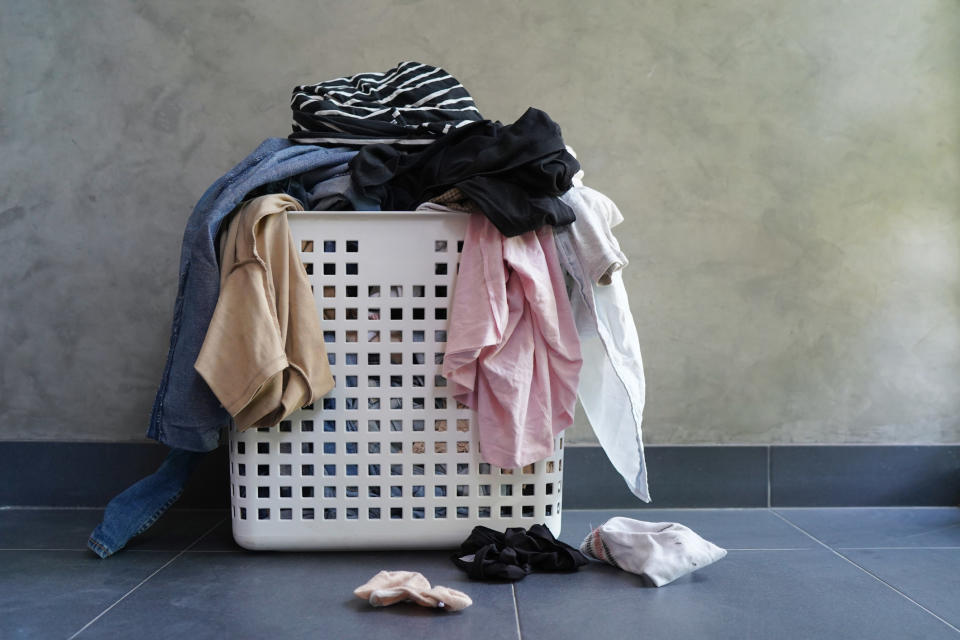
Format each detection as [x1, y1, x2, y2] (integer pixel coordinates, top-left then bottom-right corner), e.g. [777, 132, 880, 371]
[1, 442, 957, 509]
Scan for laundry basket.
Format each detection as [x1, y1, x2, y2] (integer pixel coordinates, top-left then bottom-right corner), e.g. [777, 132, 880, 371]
[228, 211, 565, 550]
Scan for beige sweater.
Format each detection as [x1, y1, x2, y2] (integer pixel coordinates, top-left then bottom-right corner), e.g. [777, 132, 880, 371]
[195, 193, 333, 431]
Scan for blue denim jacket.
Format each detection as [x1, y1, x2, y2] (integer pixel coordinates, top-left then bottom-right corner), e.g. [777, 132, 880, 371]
[148, 138, 359, 451]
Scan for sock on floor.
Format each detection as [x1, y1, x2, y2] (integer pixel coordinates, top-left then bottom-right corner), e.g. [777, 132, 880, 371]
[353, 570, 472, 611]
[579, 517, 727, 587]
[452, 524, 588, 581]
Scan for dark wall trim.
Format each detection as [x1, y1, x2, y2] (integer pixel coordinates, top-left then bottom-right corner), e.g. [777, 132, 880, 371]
[564, 445, 769, 508]
[0, 442, 229, 509]
[1, 442, 957, 509]
[769, 445, 960, 507]
[564, 444, 960, 508]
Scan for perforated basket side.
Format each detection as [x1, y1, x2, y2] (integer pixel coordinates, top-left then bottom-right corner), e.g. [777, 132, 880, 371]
[228, 212, 565, 550]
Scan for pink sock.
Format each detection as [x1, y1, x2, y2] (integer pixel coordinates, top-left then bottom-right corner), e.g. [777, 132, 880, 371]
[354, 571, 472, 611]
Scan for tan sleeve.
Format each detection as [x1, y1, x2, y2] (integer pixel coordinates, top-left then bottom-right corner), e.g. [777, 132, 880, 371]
[195, 194, 333, 428]
[194, 256, 289, 417]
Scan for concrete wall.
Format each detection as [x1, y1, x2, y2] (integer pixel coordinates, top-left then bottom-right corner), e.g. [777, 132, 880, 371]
[1, 0, 958, 445]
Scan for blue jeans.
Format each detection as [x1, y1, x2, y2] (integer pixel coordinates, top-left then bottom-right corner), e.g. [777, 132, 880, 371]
[87, 447, 208, 558]
[148, 140, 359, 452]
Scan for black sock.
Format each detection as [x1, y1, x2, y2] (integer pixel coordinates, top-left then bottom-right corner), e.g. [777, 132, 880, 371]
[451, 524, 588, 581]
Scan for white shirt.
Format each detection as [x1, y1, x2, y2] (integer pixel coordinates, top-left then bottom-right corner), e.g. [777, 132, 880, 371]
[554, 186, 650, 502]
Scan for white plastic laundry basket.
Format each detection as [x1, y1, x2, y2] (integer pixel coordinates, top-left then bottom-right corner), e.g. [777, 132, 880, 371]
[228, 211, 565, 550]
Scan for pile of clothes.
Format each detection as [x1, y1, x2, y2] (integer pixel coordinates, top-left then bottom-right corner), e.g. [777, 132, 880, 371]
[88, 61, 650, 558]
[354, 518, 728, 613]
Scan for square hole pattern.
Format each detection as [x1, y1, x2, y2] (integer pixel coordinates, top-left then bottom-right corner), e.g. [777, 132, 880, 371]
[229, 213, 564, 549]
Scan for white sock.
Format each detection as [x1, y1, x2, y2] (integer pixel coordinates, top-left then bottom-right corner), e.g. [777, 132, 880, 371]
[580, 517, 727, 586]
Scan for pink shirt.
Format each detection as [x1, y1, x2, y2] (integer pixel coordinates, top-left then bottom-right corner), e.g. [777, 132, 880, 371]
[441, 211, 582, 469]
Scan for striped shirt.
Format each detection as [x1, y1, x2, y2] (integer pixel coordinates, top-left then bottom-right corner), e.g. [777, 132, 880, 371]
[290, 61, 483, 147]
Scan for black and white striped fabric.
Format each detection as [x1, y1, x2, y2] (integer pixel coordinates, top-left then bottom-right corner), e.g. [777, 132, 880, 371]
[290, 61, 484, 147]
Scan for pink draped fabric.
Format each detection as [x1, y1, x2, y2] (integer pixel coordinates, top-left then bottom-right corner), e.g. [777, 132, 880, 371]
[442, 213, 582, 469]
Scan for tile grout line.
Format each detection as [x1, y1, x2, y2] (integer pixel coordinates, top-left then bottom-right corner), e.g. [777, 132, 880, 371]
[771, 506, 960, 510]
[769, 510, 960, 635]
[725, 548, 810, 551]
[510, 583, 523, 640]
[836, 546, 960, 551]
[0, 547, 833, 553]
[66, 517, 227, 640]
[0, 506, 228, 511]
[0, 548, 244, 553]
[766, 445, 772, 508]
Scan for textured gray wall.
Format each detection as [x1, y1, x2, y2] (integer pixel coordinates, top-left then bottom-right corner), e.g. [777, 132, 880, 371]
[1, 0, 958, 444]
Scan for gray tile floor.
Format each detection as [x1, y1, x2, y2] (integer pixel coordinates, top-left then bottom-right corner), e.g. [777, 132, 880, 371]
[1, 507, 958, 639]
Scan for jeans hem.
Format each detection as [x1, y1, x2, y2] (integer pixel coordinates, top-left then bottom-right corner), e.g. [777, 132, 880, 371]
[87, 535, 114, 559]
[88, 488, 187, 559]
